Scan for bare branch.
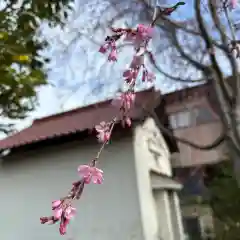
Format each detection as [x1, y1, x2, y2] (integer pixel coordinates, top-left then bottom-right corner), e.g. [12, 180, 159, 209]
[146, 51, 206, 83]
[136, 101, 226, 150]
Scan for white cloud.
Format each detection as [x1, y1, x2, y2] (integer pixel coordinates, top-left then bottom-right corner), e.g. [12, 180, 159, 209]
[3, 0, 238, 138]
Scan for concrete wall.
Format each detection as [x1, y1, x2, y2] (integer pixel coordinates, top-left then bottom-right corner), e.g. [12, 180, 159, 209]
[136, 118, 172, 176]
[166, 93, 226, 167]
[0, 117, 175, 240]
[0, 137, 144, 240]
[133, 117, 174, 240]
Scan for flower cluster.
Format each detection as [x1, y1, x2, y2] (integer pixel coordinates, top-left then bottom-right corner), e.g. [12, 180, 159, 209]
[40, 200, 77, 235]
[40, 2, 186, 236]
[99, 23, 154, 62]
[95, 121, 112, 143]
[78, 164, 103, 184]
[40, 159, 103, 235]
[112, 91, 136, 127]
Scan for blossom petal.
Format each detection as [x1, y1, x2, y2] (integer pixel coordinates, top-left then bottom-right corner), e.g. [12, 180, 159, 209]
[92, 173, 103, 184]
[78, 165, 90, 174]
[64, 206, 76, 220]
[83, 175, 92, 184]
[52, 200, 61, 208]
[54, 208, 63, 220]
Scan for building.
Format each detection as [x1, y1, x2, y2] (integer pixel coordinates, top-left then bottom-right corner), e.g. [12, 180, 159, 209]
[0, 88, 185, 240]
[163, 82, 226, 239]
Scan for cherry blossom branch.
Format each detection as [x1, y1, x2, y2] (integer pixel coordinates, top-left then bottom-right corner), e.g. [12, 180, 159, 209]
[40, 0, 240, 236]
[39, 2, 197, 236]
[40, 118, 117, 234]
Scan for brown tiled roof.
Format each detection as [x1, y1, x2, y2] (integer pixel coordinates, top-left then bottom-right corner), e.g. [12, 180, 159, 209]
[0, 88, 160, 151]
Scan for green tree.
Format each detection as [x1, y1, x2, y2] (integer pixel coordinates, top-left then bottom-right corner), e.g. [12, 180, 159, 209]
[0, 0, 73, 133]
[204, 160, 240, 240]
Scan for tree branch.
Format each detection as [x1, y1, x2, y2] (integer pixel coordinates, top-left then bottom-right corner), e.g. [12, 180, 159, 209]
[137, 102, 226, 150]
[170, 29, 211, 74]
[196, 0, 240, 152]
[146, 51, 206, 83]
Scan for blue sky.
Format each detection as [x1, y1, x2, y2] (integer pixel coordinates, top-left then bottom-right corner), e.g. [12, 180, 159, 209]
[1, 0, 238, 137]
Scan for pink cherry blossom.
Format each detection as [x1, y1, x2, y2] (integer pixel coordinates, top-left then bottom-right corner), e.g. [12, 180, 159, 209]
[125, 117, 131, 127]
[123, 25, 153, 48]
[137, 24, 153, 41]
[142, 68, 156, 82]
[95, 121, 110, 132]
[78, 165, 104, 184]
[112, 92, 136, 111]
[123, 55, 144, 85]
[39, 4, 189, 236]
[99, 43, 110, 53]
[97, 131, 110, 142]
[123, 69, 139, 85]
[121, 116, 132, 128]
[54, 207, 63, 220]
[99, 40, 118, 61]
[230, 0, 237, 8]
[108, 48, 117, 61]
[95, 121, 111, 143]
[64, 206, 76, 220]
[52, 200, 61, 209]
[59, 218, 70, 235]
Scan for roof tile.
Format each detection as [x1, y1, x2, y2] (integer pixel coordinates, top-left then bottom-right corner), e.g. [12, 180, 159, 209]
[0, 88, 159, 150]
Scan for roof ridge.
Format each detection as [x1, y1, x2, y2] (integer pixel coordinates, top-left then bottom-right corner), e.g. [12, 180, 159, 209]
[33, 87, 155, 124]
[33, 99, 112, 124]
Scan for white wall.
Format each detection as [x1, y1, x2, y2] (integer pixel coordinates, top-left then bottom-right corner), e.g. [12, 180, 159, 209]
[133, 117, 173, 240]
[137, 118, 172, 176]
[0, 117, 175, 240]
[0, 137, 144, 240]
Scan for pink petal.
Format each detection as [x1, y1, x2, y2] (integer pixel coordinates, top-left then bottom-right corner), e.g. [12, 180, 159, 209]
[59, 225, 66, 235]
[94, 167, 103, 174]
[52, 200, 61, 208]
[59, 218, 70, 235]
[137, 24, 153, 39]
[64, 206, 76, 220]
[83, 175, 92, 184]
[97, 131, 110, 143]
[123, 69, 131, 78]
[125, 117, 132, 127]
[130, 92, 136, 101]
[92, 175, 103, 184]
[54, 208, 63, 219]
[78, 165, 90, 174]
[108, 49, 117, 61]
[147, 72, 156, 82]
[47, 220, 55, 225]
[92, 170, 104, 184]
[231, 0, 237, 8]
[97, 132, 105, 142]
[95, 121, 106, 132]
[104, 132, 110, 142]
[99, 43, 109, 53]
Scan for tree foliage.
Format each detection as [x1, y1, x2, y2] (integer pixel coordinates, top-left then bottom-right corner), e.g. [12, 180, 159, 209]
[0, 0, 73, 133]
[204, 160, 240, 239]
